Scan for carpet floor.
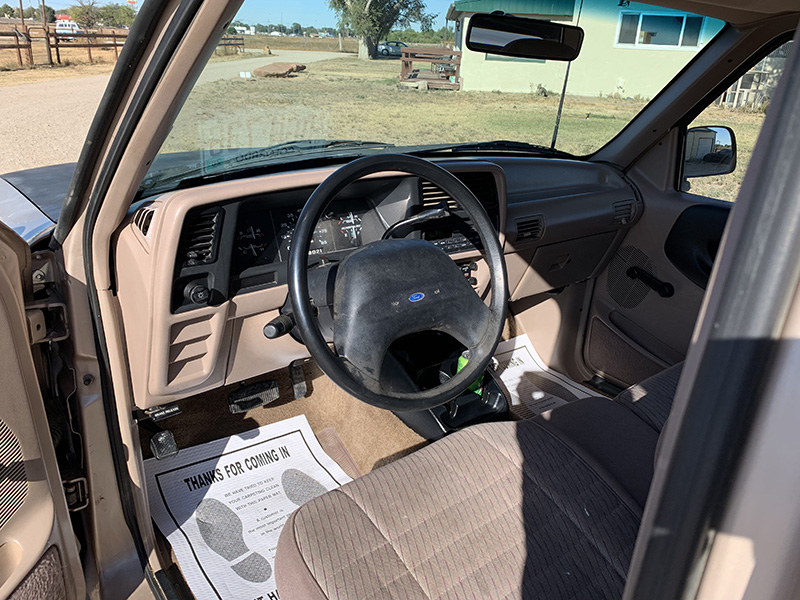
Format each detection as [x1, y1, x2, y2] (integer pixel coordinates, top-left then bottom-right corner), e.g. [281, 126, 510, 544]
[140, 361, 427, 475]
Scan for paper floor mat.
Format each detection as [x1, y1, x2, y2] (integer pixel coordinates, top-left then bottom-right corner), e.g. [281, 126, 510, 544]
[492, 334, 596, 418]
[144, 414, 352, 600]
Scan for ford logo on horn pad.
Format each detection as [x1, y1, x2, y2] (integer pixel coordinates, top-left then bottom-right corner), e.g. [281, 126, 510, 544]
[408, 293, 425, 302]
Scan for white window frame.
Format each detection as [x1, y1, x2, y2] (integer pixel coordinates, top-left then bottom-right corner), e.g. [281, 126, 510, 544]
[614, 11, 707, 51]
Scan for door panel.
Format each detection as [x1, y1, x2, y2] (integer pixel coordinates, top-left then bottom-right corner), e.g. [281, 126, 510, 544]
[584, 133, 730, 387]
[664, 204, 729, 289]
[0, 223, 83, 600]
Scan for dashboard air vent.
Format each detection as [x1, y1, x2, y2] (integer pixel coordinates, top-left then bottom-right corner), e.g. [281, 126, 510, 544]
[613, 200, 635, 226]
[133, 206, 156, 236]
[421, 180, 458, 210]
[515, 215, 544, 243]
[178, 208, 222, 267]
[420, 172, 499, 212]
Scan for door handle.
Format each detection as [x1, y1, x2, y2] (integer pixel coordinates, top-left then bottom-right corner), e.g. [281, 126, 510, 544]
[627, 266, 674, 298]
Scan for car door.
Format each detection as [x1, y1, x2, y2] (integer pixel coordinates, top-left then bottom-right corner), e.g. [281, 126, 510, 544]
[583, 135, 730, 387]
[0, 222, 84, 600]
[582, 37, 793, 388]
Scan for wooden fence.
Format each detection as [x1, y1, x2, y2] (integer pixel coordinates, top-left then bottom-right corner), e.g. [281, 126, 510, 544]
[216, 35, 245, 53]
[1, 28, 244, 67]
[0, 26, 128, 67]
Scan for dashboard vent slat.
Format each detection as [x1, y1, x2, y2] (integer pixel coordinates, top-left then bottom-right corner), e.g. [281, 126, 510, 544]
[420, 172, 499, 212]
[133, 206, 155, 236]
[515, 215, 544, 243]
[613, 200, 635, 226]
[178, 208, 222, 267]
[421, 180, 459, 210]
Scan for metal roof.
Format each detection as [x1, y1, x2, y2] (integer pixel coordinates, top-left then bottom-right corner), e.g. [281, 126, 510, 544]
[449, 0, 575, 17]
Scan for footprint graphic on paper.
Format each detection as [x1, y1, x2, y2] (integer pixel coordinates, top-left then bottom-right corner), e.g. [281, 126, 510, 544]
[281, 469, 327, 506]
[195, 498, 272, 583]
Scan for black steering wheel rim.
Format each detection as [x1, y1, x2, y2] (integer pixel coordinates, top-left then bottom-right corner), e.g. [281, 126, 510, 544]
[288, 154, 508, 411]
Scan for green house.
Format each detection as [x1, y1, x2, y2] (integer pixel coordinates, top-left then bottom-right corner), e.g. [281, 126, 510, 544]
[447, 0, 724, 98]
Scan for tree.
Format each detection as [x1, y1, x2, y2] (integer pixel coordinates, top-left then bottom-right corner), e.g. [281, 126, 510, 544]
[291, 22, 302, 35]
[36, 5, 56, 23]
[0, 3, 14, 18]
[70, 0, 100, 29]
[98, 3, 137, 27]
[227, 25, 237, 34]
[328, 0, 434, 59]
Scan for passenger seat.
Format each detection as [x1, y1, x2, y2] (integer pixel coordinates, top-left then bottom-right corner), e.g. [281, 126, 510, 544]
[613, 363, 683, 433]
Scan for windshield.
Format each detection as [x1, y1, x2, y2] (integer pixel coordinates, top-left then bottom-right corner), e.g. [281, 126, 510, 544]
[141, 0, 724, 195]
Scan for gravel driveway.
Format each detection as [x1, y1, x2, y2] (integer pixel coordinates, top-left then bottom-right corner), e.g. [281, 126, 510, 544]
[1, 74, 108, 174]
[0, 50, 346, 174]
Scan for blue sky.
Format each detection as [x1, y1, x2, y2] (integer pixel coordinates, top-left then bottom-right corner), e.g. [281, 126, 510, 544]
[236, 0, 454, 29]
[42, 0, 453, 29]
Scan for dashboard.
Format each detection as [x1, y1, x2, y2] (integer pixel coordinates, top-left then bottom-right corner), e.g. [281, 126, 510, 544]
[117, 158, 640, 409]
[233, 200, 380, 271]
[171, 173, 500, 312]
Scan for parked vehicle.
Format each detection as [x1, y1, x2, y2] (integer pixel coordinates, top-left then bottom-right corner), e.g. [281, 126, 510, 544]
[54, 19, 82, 39]
[0, 1, 798, 600]
[377, 40, 408, 56]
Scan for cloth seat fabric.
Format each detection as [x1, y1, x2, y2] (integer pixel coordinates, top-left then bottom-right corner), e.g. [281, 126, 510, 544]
[614, 363, 683, 433]
[275, 418, 642, 600]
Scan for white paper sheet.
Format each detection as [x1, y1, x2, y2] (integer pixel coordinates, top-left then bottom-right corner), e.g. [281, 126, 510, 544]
[492, 334, 595, 415]
[144, 414, 352, 600]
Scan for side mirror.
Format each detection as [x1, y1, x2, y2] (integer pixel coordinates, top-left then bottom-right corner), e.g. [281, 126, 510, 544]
[683, 126, 737, 178]
[466, 13, 583, 61]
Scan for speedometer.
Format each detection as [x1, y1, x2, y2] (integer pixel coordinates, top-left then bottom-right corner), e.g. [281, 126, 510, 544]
[337, 211, 363, 246]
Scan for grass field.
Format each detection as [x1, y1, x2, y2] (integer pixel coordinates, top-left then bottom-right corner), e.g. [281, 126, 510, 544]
[164, 57, 649, 158]
[242, 33, 359, 54]
[163, 55, 765, 202]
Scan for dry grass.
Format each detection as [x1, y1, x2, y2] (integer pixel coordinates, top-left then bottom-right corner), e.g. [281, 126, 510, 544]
[165, 55, 764, 202]
[243, 34, 358, 54]
[163, 57, 650, 159]
[0, 59, 114, 86]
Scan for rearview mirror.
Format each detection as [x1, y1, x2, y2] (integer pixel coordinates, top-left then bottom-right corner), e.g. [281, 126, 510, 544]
[466, 13, 584, 61]
[683, 126, 737, 178]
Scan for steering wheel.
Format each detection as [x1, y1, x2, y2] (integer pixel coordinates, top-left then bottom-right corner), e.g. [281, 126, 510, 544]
[288, 154, 508, 411]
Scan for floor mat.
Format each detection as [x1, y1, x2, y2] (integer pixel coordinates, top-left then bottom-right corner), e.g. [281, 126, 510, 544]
[493, 334, 596, 419]
[140, 361, 426, 474]
[144, 414, 351, 600]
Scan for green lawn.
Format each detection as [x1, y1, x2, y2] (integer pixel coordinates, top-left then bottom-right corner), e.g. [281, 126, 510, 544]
[164, 57, 765, 202]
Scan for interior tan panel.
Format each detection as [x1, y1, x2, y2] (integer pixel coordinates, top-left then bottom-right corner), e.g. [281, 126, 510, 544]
[114, 156, 644, 409]
[0, 225, 83, 600]
[116, 163, 505, 409]
[585, 130, 721, 386]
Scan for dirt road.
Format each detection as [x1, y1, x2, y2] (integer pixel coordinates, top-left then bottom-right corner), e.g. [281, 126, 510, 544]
[1, 50, 345, 174]
[1, 74, 108, 174]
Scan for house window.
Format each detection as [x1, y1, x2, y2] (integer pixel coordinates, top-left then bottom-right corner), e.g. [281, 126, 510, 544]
[617, 12, 705, 48]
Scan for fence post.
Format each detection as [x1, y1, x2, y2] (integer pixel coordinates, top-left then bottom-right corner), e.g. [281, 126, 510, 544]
[54, 32, 60, 64]
[43, 26, 53, 66]
[86, 31, 93, 63]
[12, 27, 23, 67]
[112, 30, 118, 59]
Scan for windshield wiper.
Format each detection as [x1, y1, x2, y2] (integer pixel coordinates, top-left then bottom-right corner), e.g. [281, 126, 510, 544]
[139, 139, 394, 194]
[415, 140, 572, 157]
